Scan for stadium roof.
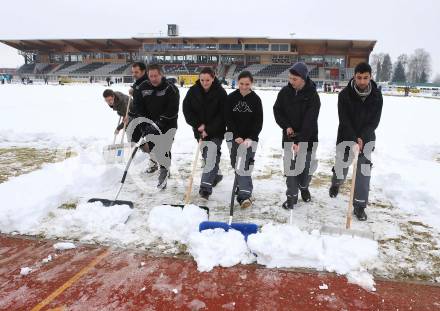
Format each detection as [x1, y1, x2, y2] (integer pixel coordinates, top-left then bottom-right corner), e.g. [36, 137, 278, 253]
[0, 37, 376, 53]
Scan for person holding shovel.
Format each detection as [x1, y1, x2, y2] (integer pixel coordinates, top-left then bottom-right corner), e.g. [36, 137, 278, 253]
[329, 62, 383, 221]
[131, 63, 180, 190]
[273, 62, 321, 210]
[103, 89, 130, 135]
[183, 67, 228, 200]
[224, 71, 263, 209]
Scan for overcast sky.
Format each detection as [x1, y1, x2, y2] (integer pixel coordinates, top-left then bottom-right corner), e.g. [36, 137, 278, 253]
[1, 0, 439, 78]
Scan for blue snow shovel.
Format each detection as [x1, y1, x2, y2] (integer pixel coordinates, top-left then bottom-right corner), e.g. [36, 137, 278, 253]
[199, 154, 258, 240]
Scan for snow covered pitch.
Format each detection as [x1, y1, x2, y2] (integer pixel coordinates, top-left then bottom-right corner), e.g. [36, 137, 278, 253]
[0, 83, 439, 289]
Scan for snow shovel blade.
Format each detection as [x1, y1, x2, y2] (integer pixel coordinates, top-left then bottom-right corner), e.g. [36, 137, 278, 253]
[230, 223, 259, 237]
[199, 221, 258, 240]
[168, 204, 209, 216]
[87, 198, 134, 209]
[103, 143, 132, 151]
[320, 225, 375, 240]
[102, 143, 132, 162]
[199, 221, 230, 232]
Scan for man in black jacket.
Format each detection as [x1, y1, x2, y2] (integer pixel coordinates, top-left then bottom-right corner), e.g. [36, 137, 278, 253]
[128, 62, 149, 142]
[127, 63, 180, 190]
[103, 89, 130, 135]
[225, 71, 263, 209]
[273, 62, 321, 210]
[329, 62, 383, 221]
[127, 62, 159, 173]
[183, 67, 227, 200]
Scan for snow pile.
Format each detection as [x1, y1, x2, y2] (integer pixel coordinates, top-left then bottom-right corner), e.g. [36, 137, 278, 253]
[53, 242, 76, 250]
[147, 205, 208, 243]
[247, 224, 379, 291]
[147, 210, 377, 289]
[20, 267, 32, 276]
[0, 151, 122, 233]
[188, 228, 255, 272]
[46, 202, 132, 238]
[42, 255, 53, 263]
[319, 283, 329, 290]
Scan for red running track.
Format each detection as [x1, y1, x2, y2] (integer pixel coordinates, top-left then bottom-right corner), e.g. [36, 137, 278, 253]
[1, 234, 439, 311]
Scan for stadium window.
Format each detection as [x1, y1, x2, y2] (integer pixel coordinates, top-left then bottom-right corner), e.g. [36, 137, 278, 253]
[257, 44, 269, 51]
[143, 44, 155, 51]
[271, 44, 280, 51]
[244, 44, 257, 51]
[231, 44, 242, 50]
[279, 44, 289, 51]
[246, 55, 260, 63]
[219, 44, 230, 50]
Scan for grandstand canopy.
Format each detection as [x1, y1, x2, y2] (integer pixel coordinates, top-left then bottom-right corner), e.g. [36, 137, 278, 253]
[1, 36, 376, 54]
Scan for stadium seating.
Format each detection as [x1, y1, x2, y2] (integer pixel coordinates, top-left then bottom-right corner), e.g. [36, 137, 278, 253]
[54, 62, 86, 74]
[89, 63, 127, 76]
[255, 64, 291, 77]
[70, 62, 106, 74]
[109, 63, 131, 75]
[17, 64, 36, 74]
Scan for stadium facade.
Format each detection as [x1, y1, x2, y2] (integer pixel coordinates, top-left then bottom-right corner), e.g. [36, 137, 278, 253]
[1, 35, 376, 86]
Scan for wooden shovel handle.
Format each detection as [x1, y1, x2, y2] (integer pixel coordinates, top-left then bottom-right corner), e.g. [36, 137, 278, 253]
[346, 145, 360, 229]
[184, 139, 203, 204]
[119, 96, 132, 144]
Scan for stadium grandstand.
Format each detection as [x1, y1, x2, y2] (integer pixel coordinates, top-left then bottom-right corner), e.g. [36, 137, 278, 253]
[1, 28, 376, 86]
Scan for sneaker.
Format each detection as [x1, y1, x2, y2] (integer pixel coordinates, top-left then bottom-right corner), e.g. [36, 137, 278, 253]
[329, 185, 339, 198]
[240, 198, 252, 209]
[145, 160, 158, 174]
[282, 195, 297, 210]
[354, 205, 367, 221]
[212, 174, 223, 187]
[199, 189, 210, 200]
[157, 168, 168, 190]
[300, 189, 311, 202]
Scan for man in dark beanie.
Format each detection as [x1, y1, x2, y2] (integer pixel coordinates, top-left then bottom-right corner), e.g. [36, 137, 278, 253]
[273, 62, 321, 210]
[329, 62, 383, 221]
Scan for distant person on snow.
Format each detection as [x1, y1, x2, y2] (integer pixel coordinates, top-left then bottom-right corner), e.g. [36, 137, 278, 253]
[224, 71, 263, 209]
[106, 77, 111, 86]
[273, 62, 321, 210]
[183, 66, 228, 200]
[103, 89, 130, 135]
[329, 62, 383, 221]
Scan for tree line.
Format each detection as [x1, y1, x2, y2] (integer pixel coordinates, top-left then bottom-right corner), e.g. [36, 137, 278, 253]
[370, 49, 439, 84]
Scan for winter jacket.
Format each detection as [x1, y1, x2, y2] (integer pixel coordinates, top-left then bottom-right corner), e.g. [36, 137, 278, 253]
[111, 91, 130, 130]
[336, 79, 383, 145]
[138, 77, 180, 133]
[225, 90, 263, 142]
[273, 78, 321, 149]
[129, 74, 150, 118]
[183, 78, 227, 139]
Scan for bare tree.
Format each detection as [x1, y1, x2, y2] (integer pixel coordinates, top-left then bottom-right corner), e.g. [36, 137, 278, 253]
[397, 54, 409, 73]
[370, 53, 385, 81]
[408, 49, 432, 83]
